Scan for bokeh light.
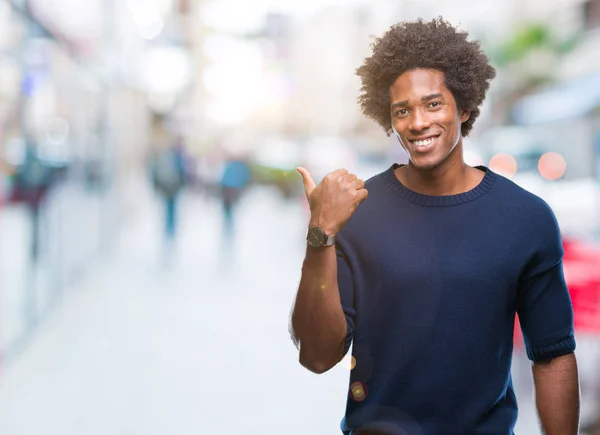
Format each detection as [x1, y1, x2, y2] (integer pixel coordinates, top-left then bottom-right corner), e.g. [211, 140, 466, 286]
[46, 117, 70, 145]
[488, 153, 518, 178]
[538, 152, 567, 181]
[342, 355, 357, 370]
[350, 382, 367, 402]
[464, 148, 484, 167]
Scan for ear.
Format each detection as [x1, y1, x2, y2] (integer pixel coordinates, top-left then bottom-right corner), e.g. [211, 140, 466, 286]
[461, 110, 471, 123]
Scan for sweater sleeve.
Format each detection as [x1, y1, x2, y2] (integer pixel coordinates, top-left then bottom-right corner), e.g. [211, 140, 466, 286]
[516, 203, 576, 362]
[336, 240, 356, 357]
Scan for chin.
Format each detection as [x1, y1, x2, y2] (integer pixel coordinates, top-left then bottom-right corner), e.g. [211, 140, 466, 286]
[408, 156, 444, 171]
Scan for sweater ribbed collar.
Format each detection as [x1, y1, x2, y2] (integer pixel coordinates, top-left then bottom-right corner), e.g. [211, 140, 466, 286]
[381, 163, 496, 207]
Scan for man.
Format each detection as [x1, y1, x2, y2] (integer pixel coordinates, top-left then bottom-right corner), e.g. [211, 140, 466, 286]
[219, 155, 251, 239]
[290, 18, 579, 435]
[149, 127, 187, 248]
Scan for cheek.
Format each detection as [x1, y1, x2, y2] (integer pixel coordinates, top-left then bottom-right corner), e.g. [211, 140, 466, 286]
[398, 136, 410, 151]
[438, 111, 462, 139]
[392, 123, 408, 147]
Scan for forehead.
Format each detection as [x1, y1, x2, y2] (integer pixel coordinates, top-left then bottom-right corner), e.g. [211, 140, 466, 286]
[389, 69, 451, 101]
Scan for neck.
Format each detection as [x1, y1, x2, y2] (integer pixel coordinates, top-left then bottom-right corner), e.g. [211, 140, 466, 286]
[400, 145, 474, 196]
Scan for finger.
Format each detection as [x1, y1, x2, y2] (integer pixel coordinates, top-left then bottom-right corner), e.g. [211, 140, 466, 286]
[355, 188, 368, 204]
[296, 167, 316, 199]
[349, 178, 365, 190]
[340, 173, 358, 184]
[327, 168, 349, 180]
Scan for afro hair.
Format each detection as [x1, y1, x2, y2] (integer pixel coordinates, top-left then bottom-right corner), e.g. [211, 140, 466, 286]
[356, 17, 496, 137]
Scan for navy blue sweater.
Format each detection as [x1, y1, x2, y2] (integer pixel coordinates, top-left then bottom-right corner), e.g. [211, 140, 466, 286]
[335, 164, 575, 435]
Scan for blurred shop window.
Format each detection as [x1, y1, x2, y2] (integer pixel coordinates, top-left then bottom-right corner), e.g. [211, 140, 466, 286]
[583, 0, 600, 29]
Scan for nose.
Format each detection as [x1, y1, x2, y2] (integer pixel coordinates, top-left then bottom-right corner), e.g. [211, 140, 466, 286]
[409, 108, 432, 132]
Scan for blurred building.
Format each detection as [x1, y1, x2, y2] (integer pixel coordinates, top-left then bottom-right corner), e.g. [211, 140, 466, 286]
[499, 0, 600, 182]
[0, 0, 200, 360]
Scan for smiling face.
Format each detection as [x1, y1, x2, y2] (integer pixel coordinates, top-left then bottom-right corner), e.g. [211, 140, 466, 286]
[390, 69, 470, 171]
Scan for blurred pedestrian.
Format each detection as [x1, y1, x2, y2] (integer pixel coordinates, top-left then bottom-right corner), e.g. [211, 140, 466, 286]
[219, 156, 251, 240]
[10, 138, 56, 326]
[290, 18, 579, 435]
[149, 130, 187, 251]
[12, 140, 53, 261]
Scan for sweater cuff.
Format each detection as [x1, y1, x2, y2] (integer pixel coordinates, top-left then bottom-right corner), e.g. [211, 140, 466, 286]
[526, 335, 576, 362]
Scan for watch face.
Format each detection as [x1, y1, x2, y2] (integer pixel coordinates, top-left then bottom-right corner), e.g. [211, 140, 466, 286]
[307, 227, 326, 248]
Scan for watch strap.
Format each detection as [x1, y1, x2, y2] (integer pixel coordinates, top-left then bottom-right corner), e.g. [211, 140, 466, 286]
[324, 234, 336, 246]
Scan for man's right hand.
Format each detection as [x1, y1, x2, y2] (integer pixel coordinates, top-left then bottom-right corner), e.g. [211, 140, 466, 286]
[296, 167, 368, 235]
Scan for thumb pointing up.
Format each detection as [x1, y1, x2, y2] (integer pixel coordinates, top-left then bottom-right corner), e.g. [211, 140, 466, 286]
[296, 167, 316, 200]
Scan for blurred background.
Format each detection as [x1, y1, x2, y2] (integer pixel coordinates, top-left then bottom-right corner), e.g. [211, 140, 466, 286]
[0, 0, 599, 433]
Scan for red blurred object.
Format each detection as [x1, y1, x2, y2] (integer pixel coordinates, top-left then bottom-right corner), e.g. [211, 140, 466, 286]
[515, 236, 600, 348]
[562, 237, 600, 333]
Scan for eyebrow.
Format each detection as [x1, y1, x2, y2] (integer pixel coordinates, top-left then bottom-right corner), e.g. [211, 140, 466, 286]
[390, 93, 443, 109]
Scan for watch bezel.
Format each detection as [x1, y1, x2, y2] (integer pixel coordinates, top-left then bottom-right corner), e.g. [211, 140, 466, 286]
[307, 226, 326, 248]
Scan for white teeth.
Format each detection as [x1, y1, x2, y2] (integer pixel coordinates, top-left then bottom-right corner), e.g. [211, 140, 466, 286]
[413, 137, 436, 147]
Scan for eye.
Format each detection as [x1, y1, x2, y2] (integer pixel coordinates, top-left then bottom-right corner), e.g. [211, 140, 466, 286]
[429, 101, 441, 108]
[394, 109, 409, 117]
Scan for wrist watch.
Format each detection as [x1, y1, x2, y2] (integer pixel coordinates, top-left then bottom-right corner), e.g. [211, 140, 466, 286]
[306, 226, 336, 248]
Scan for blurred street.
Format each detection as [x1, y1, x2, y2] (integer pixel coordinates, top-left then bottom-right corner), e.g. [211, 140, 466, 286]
[0, 182, 598, 435]
[0, 183, 353, 435]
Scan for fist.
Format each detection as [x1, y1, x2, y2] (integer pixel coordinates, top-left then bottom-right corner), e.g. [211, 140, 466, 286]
[296, 167, 368, 235]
